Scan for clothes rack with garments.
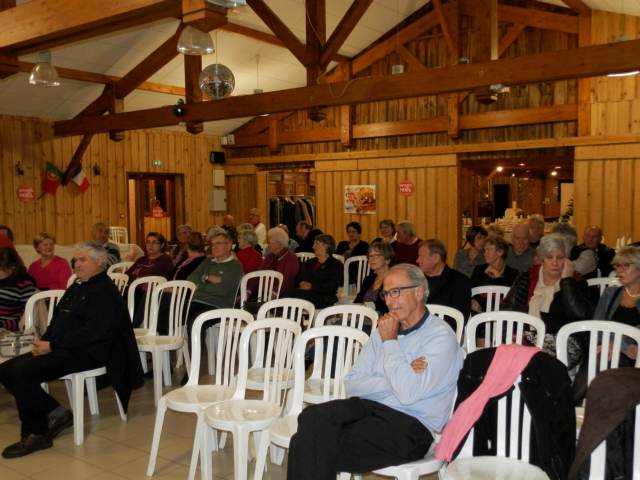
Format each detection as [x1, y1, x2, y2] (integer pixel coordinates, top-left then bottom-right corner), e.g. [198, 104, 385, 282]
[269, 195, 316, 234]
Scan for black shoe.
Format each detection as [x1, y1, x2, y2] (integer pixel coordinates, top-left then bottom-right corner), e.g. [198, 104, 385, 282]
[47, 406, 73, 439]
[2, 434, 52, 458]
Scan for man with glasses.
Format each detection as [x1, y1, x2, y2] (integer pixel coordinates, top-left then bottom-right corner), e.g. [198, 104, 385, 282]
[287, 263, 464, 480]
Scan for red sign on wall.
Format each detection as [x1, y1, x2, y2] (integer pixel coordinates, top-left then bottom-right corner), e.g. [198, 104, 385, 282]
[152, 206, 164, 218]
[399, 180, 414, 196]
[17, 185, 35, 203]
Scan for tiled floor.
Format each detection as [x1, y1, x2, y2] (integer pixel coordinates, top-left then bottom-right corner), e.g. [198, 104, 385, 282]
[0, 363, 432, 480]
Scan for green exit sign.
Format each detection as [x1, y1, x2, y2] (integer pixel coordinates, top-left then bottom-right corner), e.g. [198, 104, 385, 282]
[152, 159, 162, 167]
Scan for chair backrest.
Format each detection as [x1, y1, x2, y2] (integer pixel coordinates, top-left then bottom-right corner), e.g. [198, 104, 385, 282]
[107, 261, 134, 274]
[233, 318, 301, 406]
[239, 270, 283, 307]
[126, 276, 167, 329]
[314, 304, 379, 331]
[457, 374, 534, 463]
[66, 274, 77, 288]
[332, 254, 345, 263]
[586, 276, 621, 296]
[148, 280, 196, 336]
[256, 298, 315, 327]
[556, 320, 640, 480]
[187, 308, 254, 387]
[465, 311, 546, 353]
[108, 272, 129, 294]
[23, 290, 65, 332]
[426, 304, 464, 344]
[470, 285, 510, 312]
[295, 252, 315, 263]
[288, 326, 369, 415]
[342, 255, 370, 297]
[108, 226, 128, 245]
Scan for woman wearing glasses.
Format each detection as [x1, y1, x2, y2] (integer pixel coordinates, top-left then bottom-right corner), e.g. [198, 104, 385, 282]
[354, 241, 393, 314]
[593, 246, 640, 359]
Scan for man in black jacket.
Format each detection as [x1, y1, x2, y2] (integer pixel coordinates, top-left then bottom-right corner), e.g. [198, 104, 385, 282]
[294, 221, 323, 253]
[0, 241, 142, 458]
[417, 239, 472, 326]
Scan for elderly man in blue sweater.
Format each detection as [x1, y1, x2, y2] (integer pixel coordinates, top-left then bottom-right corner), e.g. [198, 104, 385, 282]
[287, 263, 464, 480]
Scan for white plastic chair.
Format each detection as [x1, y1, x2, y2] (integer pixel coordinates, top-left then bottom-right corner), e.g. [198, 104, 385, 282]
[65, 274, 77, 288]
[127, 276, 166, 337]
[24, 290, 64, 335]
[108, 226, 128, 245]
[253, 325, 370, 480]
[256, 298, 315, 327]
[202, 318, 301, 480]
[470, 285, 510, 312]
[295, 251, 315, 263]
[136, 280, 196, 406]
[427, 304, 464, 345]
[239, 270, 283, 308]
[342, 255, 370, 299]
[465, 311, 546, 353]
[557, 321, 640, 480]
[108, 272, 129, 294]
[107, 260, 134, 274]
[146, 309, 253, 480]
[333, 254, 345, 263]
[586, 276, 621, 296]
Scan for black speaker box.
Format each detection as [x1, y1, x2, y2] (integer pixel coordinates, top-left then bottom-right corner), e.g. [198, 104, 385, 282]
[210, 151, 226, 164]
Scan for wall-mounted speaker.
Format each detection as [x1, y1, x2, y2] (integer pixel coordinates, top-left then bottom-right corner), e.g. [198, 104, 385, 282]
[210, 151, 226, 164]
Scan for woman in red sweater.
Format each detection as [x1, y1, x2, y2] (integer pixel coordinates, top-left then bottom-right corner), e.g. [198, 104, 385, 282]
[236, 229, 263, 274]
[27, 233, 71, 290]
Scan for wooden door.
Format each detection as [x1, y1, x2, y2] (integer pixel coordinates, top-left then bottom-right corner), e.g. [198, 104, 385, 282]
[127, 174, 177, 248]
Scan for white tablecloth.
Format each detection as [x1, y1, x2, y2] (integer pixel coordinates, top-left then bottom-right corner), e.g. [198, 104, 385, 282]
[15, 243, 144, 267]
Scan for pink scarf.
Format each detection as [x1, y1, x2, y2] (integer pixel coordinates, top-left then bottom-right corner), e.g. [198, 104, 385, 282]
[435, 344, 541, 462]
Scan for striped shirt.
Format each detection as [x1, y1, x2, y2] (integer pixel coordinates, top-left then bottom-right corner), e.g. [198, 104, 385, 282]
[0, 272, 37, 331]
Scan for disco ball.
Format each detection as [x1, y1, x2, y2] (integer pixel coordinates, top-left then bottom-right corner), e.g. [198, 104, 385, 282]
[199, 63, 235, 99]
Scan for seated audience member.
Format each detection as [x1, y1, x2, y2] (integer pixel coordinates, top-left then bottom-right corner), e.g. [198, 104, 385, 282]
[169, 224, 192, 267]
[506, 223, 535, 274]
[0, 242, 143, 458]
[276, 224, 299, 251]
[248, 207, 267, 245]
[235, 223, 263, 255]
[593, 246, 640, 360]
[528, 214, 545, 249]
[552, 223, 597, 277]
[372, 218, 396, 245]
[0, 247, 36, 331]
[418, 239, 471, 322]
[205, 226, 226, 255]
[259, 227, 299, 296]
[486, 224, 505, 239]
[453, 226, 487, 278]
[503, 233, 593, 367]
[573, 225, 615, 277]
[90, 222, 121, 268]
[353, 241, 393, 314]
[186, 231, 243, 337]
[393, 221, 421, 265]
[221, 214, 238, 245]
[294, 221, 323, 253]
[287, 264, 464, 479]
[285, 234, 342, 309]
[171, 233, 206, 281]
[236, 229, 263, 274]
[470, 235, 518, 313]
[0, 225, 14, 248]
[27, 233, 72, 290]
[336, 221, 369, 260]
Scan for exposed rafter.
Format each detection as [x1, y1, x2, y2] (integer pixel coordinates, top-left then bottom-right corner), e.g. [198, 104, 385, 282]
[561, 0, 591, 15]
[319, 0, 372, 68]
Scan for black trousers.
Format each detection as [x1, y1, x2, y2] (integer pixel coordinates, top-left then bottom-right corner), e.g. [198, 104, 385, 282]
[287, 397, 433, 480]
[0, 350, 101, 437]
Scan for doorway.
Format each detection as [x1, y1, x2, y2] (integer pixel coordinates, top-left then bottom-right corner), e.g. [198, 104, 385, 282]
[127, 174, 184, 248]
[493, 184, 510, 219]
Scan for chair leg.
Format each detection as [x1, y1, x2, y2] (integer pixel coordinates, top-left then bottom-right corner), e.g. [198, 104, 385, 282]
[206, 327, 217, 376]
[269, 444, 285, 465]
[253, 430, 271, 480]
[151, 350, 163, 407]
[115, 392, 127, 422]
[188, 412, 202, 480]
[199, 421, 215, 480]
[219, 431, 228, 449]
[71, 376, 85, 445]
[146, 398, 168, 477]
[140, 351, 149, 374]
[162, 351, 172, 387]
[182, 345, 190, 374]
[64, 378, 72, 408]
[232, 427, 250, 480]
[86, 376, 100, 416]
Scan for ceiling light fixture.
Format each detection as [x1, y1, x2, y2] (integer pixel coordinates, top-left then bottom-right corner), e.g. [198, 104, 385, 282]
[177, 26, 214, 55]
[550, 170, 558, 176]
[28, 51, 60, 87]
[518, 163, 525, 167]
[496, 166, 504, 172]
[206, 0, 247, 7]
[199, 32, 235, 99]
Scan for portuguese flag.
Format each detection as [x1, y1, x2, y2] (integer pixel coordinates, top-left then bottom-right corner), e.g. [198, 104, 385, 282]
[42, 161, 63, 195]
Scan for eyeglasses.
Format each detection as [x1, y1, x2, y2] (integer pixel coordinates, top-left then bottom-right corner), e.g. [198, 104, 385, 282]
[379, 285, 419, 300]
[613, 262, 633, 270]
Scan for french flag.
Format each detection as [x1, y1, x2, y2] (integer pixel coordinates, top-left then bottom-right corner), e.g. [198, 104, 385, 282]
[71, 164, 90, 193]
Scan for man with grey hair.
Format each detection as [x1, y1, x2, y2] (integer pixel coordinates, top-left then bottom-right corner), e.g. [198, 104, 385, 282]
[528, 215, 545, 249]
[248, 208, 267, 245]
[0, 242, 142, 458]
[90, 222, 121, 268]
[287, 263, 463, 479]
[393, 221, 421, 265]
[552, 223, 597, 277]
[573, 225, 615, 277]
[506, 223, 535, 274]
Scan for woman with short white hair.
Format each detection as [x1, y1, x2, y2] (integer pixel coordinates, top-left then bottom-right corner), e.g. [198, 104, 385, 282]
[259, 227, 299, 295]
[236, 229, 262, 274]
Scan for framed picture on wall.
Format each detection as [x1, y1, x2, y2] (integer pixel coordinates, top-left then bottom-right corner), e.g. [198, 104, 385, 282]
[344, 185, 377, 214]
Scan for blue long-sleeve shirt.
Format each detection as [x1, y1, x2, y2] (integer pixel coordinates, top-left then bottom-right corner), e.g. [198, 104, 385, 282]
[344, 312, 464, 433]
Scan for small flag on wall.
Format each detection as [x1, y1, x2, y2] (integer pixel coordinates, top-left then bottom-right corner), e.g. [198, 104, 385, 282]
[70, 164, 90, 193]
[42, 162, 63, 195]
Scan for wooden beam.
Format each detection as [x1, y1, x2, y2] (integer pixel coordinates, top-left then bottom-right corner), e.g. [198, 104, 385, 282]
[472, 0, 498, 103]
[340, 105, 352, 147]
[433, 0, 456, 59]
[0, 52, 17, 79]
[268, 114, 279, 153]
[181, 0, 227, 31]
[106, 85, 125, 141]
[498, 23, 526, 57]
[62, 134, 94, 185]
[495, 3, 577, 34]
[577, 12, 591, 136]
[448, 94, 460, 138]
[54, 39, 640, 137]
[0, 0, 181, 53]
[184, 54, 203, 135]
[247, 0, 309, 66]
[395, 45, 425, 72]
[305, 0, 325, 86]
[319, 0, 372, 68]
[561, 0, 590, 15]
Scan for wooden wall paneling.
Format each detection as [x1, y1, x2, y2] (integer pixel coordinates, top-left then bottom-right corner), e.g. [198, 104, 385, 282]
[601, 159, 619, 240]
[634, 159, 640, 241]
[587, 159, 603, 228]
[618, 158, 633, 237]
